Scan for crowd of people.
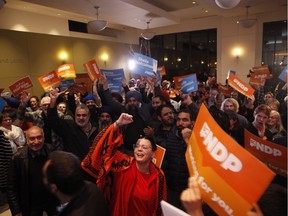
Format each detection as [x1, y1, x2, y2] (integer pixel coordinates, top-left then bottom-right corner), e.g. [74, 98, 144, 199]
[0, 73, 287, 216]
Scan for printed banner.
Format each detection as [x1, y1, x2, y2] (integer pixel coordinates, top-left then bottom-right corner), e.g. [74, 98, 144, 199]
[218, 84, 233, 97]
[244, 130, 287, 177]
[132, 53, 158, 78]
[278, 66, 287, 82]
[83, 59, 101, 81]
[249, 73, 266, 87]
[56, 64, 76, 80]
[101, 69, 125, 94]
[38, 71, 61, 92]
[9, 76, 33, 96]
[180, 74, 198, 94]
[152, 145, 166, 168]
[59, 79, 75, 91]
[156, 68, 162, 85]
[227, 73, 255, 100]
[252, 66, 270, 75]
[186, 104, 275, 216]
[68, 83, 87, 95]
[173, 74, 190, 90]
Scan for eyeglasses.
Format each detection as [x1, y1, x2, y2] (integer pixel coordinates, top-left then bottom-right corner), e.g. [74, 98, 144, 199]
[133, 144, 152, 150]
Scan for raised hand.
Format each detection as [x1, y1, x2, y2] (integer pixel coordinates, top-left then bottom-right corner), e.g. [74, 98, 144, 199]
[180, 177, 203, 216]
[115, 113, 133, 128]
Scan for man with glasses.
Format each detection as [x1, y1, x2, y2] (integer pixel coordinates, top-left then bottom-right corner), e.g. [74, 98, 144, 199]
[7, 126, 57, 216]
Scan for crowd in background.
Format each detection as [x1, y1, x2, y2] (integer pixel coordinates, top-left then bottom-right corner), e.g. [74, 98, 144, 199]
[0, 73, 287, 216]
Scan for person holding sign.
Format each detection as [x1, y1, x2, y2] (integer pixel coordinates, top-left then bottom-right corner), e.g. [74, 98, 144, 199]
[163, 108, 198, 210]
[82, 113, 167, 216]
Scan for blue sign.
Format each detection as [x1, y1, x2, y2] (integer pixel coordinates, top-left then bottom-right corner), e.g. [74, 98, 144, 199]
[133, 53, 158, 78]
[59, 79, 75, 90]
[156, 68, 162, 85]
[278, 66, 287, 82]
[180, 74, 198, 94]
[101, 68, 125, 94]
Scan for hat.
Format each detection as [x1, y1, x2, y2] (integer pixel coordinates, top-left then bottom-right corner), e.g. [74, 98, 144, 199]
[125, 90, 142, 103]
[5, 97, 20, 108]
[99, 105, 114, 117]
[0, 98, 7, 112]
[84, 94, 96, 103]
[111, 92, 123, 103]
[40, 96, 51, 105]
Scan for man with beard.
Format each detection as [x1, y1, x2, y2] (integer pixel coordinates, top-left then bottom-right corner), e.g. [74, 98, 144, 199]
[48, 89, 98, 161]
[154, 105, 175, 149]
[97, 106, 113, 131]
[121, 90, 152, 155]
[163, 108, 198, 210]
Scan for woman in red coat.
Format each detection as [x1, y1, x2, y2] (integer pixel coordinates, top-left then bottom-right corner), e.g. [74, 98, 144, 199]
[82, 113, 167, 216]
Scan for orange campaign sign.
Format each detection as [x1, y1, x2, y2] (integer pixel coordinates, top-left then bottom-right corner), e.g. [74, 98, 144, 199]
[9, 76, 33, 96]
[244, 130, 287, 177]
[249, 73, 266, 87]
[227, 73, 255, 100]
[157, 66, 166, 76]
[252, 66, 270, 75]
[186, 104, 275, 216]
[152, 145, 166, 168]
[218, 83, 233, 97]
[38, 71, 61, 92]
[83, 59, 101, 81]
[56, 64, 76, 80]
[173, 74, 190, 90]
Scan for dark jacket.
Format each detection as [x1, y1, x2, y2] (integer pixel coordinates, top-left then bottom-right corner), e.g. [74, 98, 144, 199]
[7, 144, 56, 216]
[163, 126, 189, 191]
[48, 107, 98, 161]
[58, 181, 109, 216]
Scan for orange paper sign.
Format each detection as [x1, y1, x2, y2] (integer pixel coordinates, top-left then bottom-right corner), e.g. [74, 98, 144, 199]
[56, 64, 76, 80]
[173, 74, 190, 90]
[158, 66, 166, 76]
[9, 76, 33, 96]
[244, 130, 287, 177]
[83, 59, 101, 81]
[218, 84, 233, 97]
[152, 145, 166, 168]
[38, 71, 61, 92]
[228, 73, 255, 100]
[186, 104, 275, 216]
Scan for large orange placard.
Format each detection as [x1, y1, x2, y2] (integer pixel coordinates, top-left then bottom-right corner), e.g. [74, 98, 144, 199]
[56, 64, 76, 80]
[228, 73, 255, 99]
[83, 59, 101, 81]
[38, 71, 61, 92]
[244, 130, 287, 177]
[186, 104, 275, 216]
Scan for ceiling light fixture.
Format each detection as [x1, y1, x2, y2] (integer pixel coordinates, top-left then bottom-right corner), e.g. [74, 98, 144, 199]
[239, 6, 257, 28]
[215, 0, 240, 9]
[0, 0, 6, 10]
[87, 6, 107, 32]
[141, 21, 155, 40]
